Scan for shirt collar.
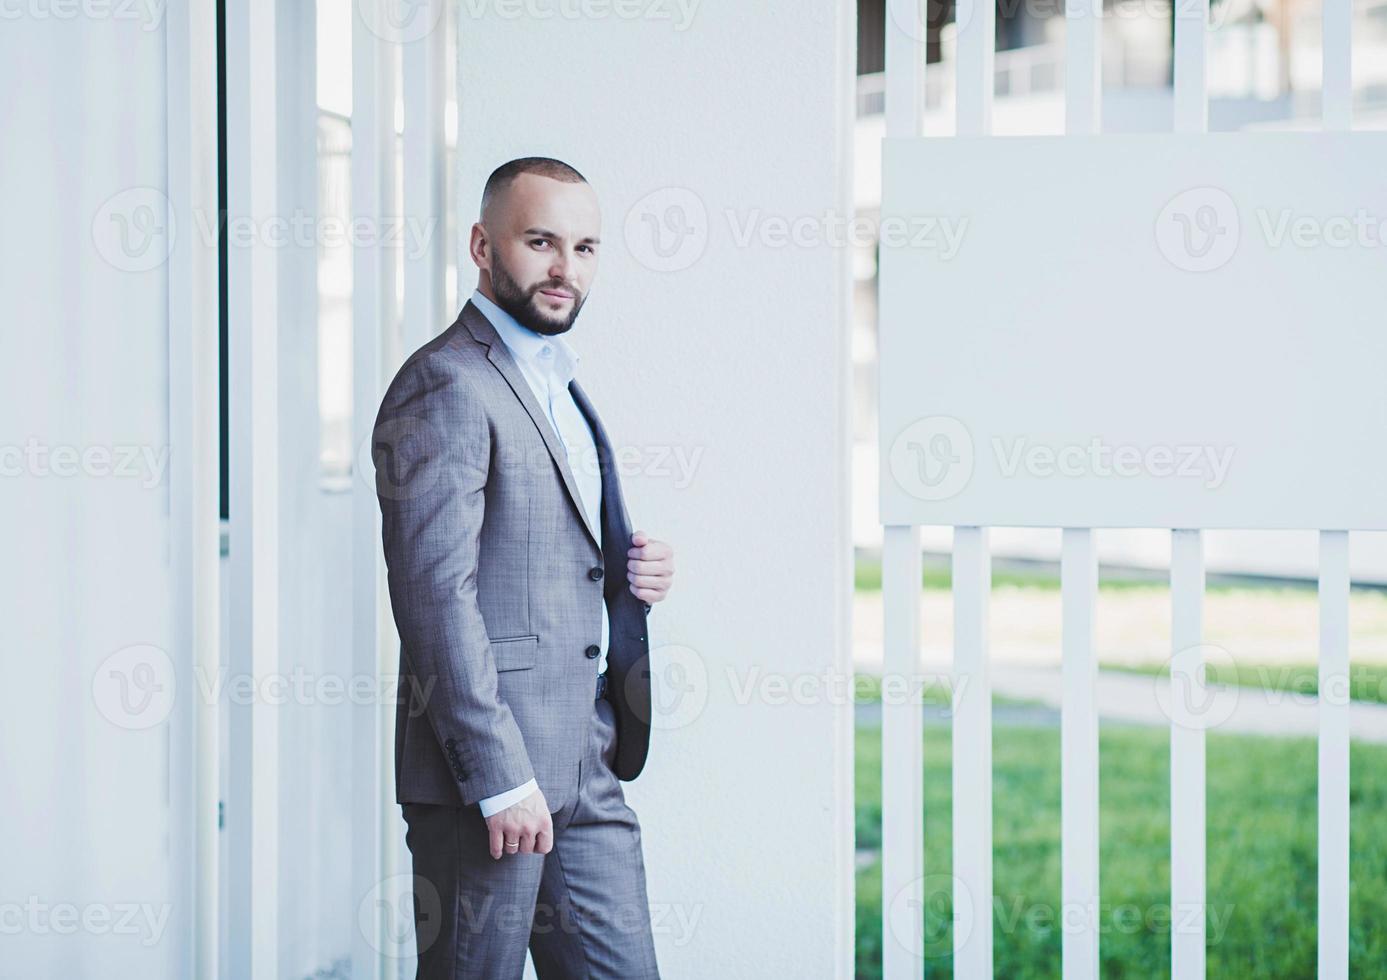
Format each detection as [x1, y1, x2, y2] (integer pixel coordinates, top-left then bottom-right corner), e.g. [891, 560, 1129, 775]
[471, 288, 581, 386]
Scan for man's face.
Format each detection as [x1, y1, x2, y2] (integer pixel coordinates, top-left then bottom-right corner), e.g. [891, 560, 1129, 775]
[474, 173, 602, 336]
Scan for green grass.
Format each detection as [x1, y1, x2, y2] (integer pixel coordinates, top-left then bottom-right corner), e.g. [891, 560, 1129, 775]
[852, 671, 953, 707]
[854, 723, 1387, 978]
[853, 556, 1350, 597]
[1103, 661, 1387, 707]
[854, 559, 1066, 593]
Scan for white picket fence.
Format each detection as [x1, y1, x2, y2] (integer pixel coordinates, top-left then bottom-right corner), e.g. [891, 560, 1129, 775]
[877, 0, 1367, 975]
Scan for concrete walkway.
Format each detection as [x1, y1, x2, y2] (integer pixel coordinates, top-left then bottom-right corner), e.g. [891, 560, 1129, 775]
[856, 665, 1387, 744]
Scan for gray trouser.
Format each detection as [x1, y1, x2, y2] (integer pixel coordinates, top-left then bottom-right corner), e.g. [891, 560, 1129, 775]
[401, 694, 661, 979]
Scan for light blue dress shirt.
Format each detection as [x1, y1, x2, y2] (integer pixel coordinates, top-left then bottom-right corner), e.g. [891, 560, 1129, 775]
[470, 288, 608, 817]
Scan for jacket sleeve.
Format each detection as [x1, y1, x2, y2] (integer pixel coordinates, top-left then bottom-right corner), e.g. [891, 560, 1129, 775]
[373, 351, 536, 805]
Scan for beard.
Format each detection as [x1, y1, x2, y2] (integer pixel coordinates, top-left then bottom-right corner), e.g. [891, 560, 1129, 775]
[488, 254, 587, 336]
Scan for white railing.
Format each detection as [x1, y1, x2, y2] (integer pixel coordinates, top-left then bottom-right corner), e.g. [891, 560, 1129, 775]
[877, 0, 1362, 974]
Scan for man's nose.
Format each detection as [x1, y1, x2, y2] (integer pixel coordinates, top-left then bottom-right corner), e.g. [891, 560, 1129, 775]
[548, 249, 574, 282]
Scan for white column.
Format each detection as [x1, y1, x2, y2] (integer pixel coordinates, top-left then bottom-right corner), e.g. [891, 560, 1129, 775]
[884, 0, 924, 138]
[1065, 0, 1102, 134]
[1173, 0, 1208, 134]
[1322, 0, 1352, 132]
[351, 2, 397, 977]
[952, 526, 992, 976]
[1318, 530, 1351, 979]
[164, 0, 221, 975]
[1061, 527, 1100, 979]
[882, 524, 923, 978]
[1170, 528, 1206, 979]
[401, 0, 448, 354]
[224, 0, 281, 975]
[955, 0, 994, 136]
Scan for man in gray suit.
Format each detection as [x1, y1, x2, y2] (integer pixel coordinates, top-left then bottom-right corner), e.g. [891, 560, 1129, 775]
[373, 157, 675, 978]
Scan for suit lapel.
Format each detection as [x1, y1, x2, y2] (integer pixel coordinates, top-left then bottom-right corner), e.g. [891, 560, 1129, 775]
[460, 300, 601, 553]
[570, 378, 632, 540]
[571, 378, 635, 589]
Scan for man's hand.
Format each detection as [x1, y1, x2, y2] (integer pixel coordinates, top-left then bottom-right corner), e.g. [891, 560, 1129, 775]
[627, 530, 674, 605]
[485, 788, 552, 859]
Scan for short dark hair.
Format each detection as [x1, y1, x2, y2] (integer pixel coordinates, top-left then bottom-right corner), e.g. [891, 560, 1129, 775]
[480, 157, 588, 219]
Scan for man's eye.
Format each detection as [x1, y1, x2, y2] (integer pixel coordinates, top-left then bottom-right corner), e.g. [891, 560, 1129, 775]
[530, 239, 550, 249]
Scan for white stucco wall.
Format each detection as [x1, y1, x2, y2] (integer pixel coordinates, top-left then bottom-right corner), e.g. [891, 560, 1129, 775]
[455, 4, 857, 975]
[0, 9, 184, 977]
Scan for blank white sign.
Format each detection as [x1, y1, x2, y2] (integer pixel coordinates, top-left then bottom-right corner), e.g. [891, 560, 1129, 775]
[878, 133, 1387, 530]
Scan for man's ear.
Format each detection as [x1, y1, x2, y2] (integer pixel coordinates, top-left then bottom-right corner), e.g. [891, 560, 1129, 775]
[469, 222, 490, 270]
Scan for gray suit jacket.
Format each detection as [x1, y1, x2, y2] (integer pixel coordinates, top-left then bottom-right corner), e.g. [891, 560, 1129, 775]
[373, 300, 653, 812]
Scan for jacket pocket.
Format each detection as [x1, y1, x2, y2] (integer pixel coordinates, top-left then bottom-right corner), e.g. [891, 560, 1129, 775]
[489, 634, 540, 671]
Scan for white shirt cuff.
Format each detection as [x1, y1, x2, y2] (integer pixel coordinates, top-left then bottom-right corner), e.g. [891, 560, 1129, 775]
[477, 778, 538, 818]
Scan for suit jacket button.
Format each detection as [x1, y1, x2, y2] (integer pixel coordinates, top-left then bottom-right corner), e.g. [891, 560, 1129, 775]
[444, 737, 456, 750]
[585, 644, 600, 659]
[588, 565, 604, 581]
